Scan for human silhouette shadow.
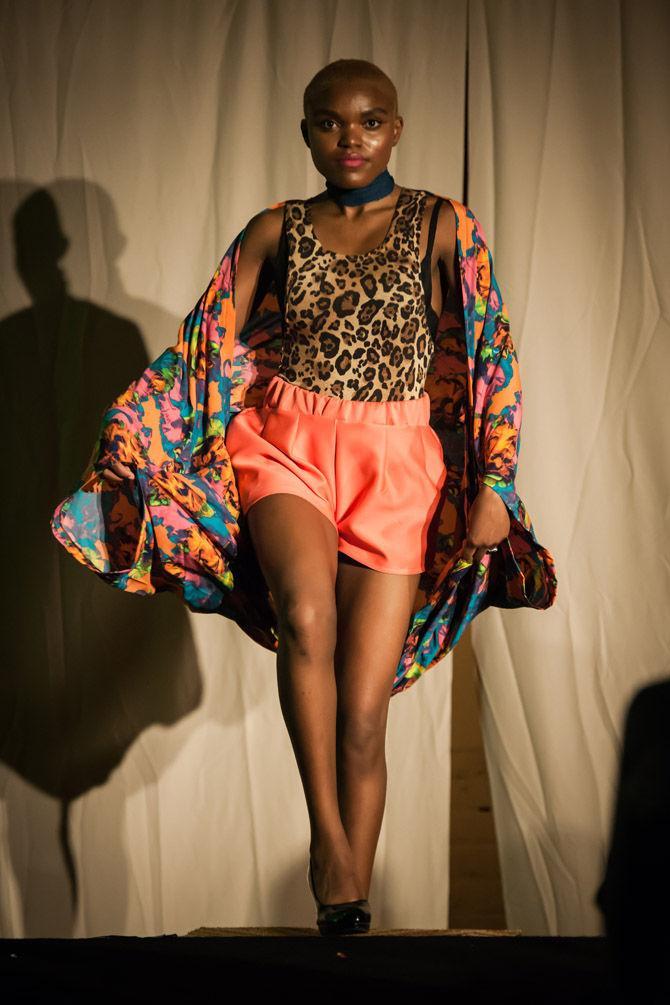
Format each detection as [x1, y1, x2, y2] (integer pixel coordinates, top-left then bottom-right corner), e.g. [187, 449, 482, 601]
[595, 675, 670, 1003]
[0, 181, 210, 932]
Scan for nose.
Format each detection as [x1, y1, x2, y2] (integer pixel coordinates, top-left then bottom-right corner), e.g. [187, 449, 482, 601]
[338, 129, 362, 147]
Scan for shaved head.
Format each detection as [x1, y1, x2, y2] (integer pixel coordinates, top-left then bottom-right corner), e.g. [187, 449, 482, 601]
[303, 59, 399, 119]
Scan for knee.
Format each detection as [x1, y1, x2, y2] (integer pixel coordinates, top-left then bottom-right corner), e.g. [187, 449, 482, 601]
[276, 593, 336, 660]
[337, 704, 388, 767]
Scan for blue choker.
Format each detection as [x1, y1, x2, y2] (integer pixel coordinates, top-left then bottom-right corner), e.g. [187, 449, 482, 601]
[325, 168, 395, 206]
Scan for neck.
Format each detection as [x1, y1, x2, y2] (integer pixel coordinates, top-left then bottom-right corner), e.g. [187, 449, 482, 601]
[325, 168, 395, 207]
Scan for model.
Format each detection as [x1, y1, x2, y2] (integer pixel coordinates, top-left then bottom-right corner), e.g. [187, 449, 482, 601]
[51, 59, 558, 937]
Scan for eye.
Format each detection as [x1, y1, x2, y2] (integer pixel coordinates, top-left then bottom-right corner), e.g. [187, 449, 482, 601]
[317, 117, 383, 130]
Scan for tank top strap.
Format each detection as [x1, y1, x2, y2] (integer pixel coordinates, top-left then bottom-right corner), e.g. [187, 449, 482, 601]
[376, 187, 426, 263]
[403, 187, 430, 259]
[285, 197, 310, 244]
[271, 201, 294, 314]
[420, 194, 444, 267]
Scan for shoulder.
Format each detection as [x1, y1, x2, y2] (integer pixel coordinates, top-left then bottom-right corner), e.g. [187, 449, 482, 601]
[418, 191, 457, 262]
[425, 189, 457, 225]
[410, 188, 457, 231]
[240, 203, 288, 260]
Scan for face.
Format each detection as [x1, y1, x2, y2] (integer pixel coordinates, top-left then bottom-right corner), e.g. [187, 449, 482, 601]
[301, 80, 403, 187]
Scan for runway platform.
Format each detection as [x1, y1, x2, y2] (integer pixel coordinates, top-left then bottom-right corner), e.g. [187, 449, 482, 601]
[1, 928, 621, 1002]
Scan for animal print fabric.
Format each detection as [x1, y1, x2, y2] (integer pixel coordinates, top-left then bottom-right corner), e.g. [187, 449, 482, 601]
[278, 187, 436, 402]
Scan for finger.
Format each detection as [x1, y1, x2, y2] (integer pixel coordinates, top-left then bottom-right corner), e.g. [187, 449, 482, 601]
[112, 461, 135, 479]
[100, 469, 123, 485]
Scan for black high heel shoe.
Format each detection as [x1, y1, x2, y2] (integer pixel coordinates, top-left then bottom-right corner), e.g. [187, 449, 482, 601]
[307, 856, 371, 936]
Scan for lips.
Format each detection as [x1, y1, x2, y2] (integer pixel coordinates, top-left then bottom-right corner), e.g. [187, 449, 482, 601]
[338, 156, 366, 166]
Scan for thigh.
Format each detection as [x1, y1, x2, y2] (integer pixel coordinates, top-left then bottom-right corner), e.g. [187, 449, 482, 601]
[246, 492, 340, 629]
[334, 560, 421, 712]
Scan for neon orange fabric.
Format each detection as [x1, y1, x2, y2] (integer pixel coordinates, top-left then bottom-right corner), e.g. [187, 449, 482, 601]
[225, 374, 447, 575]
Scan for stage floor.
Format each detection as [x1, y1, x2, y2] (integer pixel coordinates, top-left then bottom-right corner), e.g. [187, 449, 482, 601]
[1, 931, 621, 1003]
[188, 925, 523, 937]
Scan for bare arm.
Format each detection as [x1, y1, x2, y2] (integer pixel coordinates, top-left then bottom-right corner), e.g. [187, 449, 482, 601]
[234, 206, 284, 338]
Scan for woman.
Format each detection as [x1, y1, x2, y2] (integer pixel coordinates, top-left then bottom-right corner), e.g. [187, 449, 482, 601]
[51, 59, 557, 936]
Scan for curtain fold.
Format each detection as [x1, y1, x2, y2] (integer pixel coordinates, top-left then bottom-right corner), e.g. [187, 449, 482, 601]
[468, 0, 670, 935]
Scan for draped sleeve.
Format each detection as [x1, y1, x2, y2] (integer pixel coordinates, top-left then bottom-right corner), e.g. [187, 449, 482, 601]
[50, 229, 248, 613]
[455, 202, 557, 610]
[469, 221, 523, 513]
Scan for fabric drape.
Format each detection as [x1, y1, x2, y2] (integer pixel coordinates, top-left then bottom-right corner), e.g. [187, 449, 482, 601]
[50, 197, 558, 695]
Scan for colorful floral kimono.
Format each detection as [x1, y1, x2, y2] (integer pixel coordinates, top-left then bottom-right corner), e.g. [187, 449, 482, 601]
[50, 195, 558, 696]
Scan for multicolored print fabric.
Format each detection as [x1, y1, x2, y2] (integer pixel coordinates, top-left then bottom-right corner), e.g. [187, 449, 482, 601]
[50, 195, 558, 696]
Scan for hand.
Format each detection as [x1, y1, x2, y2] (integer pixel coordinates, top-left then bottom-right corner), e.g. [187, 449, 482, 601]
[461, 483, 511, 565]
[98, 458, 135, 487]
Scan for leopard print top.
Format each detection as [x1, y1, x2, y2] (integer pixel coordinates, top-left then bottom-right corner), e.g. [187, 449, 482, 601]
[275, 187, 441, 402]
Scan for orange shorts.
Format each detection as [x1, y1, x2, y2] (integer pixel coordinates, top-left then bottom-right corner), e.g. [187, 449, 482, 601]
[225, 375, 447, 575]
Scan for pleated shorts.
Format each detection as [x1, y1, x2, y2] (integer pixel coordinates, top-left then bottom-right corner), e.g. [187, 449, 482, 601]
[225, 374, 447, 575]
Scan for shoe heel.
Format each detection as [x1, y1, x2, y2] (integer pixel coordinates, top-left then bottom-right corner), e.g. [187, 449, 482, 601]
[307, 855, 371, 936]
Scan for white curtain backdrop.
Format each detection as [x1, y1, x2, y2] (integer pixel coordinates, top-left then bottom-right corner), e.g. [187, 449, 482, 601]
[468, 0, 670, 934]
[0, 0, 667, 937]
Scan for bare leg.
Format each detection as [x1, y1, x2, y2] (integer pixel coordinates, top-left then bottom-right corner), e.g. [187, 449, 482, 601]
[334, 560, 420, 900]
[245, 493, 362, 904]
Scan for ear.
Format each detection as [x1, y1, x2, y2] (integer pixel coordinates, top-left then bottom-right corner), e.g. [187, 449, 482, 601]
[300, 118, 310, 148]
